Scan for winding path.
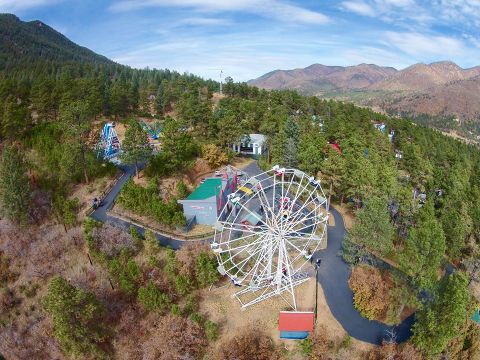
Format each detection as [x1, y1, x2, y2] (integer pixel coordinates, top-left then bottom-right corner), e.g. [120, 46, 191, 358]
[90, 161, 414, 344]
[318, 207, 414, 344]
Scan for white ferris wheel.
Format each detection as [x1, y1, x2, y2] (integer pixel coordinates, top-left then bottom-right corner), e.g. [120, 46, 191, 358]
[212, 165, 329, 310]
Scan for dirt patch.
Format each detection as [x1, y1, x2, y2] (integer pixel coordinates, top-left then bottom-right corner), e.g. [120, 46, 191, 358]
[335, 204, 355, 230]
[211, 92, 226, 108]
[230, 156, 255, 169]
[199, 273, 317, 346]
[469, 281, 480, 302]
[70, 171, 121, 219]
[200, 269, 374, 359]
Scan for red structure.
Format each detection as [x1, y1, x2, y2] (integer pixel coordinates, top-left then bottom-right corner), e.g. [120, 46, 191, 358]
[278, 311, 315, 339]
[328, 142, 342, 154]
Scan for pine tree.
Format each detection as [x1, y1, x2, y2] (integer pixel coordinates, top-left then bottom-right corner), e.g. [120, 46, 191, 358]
[59, 101, 92, 184]
[319, 148, 345, 205]
[1, 95, 29, 139]
[43, 277, 110, 358]
[348, 196, 395, 256]
[120, 120, 152, 178]
[0, 145, 30, 224]
[412, 272, 470, 358]
[400, 201, 446, 289]
[441, 202, 471, 259]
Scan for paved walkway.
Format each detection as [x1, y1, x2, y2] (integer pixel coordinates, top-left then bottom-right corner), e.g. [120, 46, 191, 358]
[317, 207, 414, 344]
[89, 161, 414, 344]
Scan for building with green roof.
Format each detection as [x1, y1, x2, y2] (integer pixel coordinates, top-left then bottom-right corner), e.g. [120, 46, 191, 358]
[178, 177, 229, 225]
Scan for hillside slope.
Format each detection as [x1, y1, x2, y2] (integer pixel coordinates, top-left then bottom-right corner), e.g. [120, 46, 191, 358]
[0, 13, 114, 69]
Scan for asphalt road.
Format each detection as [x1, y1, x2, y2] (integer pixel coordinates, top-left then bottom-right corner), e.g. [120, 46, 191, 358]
[318, 206, 414, 344]
[90, 160, 414, 344]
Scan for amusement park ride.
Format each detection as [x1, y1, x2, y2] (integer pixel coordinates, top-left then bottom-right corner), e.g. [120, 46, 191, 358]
[140, 120, 162, 140]
[97, 122, 121, 159]
[97, 120, 162, 160]
[212, 165, 328, 310]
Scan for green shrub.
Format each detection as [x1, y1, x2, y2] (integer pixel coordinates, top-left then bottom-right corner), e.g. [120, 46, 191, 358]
[175, 275, 194, 296]
[42, 277, 110, 359]
[170, 303, 181, 315]
[204, 320, 219, 342]
[108, 250, 141, 297]
[183, 294, 199, 315]
[164, 248, 177, 278]
[340, 335, 352, 349]
[189, 312, 204, 325]
[176, 180, 190, 199]
[117, 179, 186, 228]
[144, 229, 161, 254]
[195, 252, 220, 288]
[299, 337, 313, 355]
[148, 255, 160, 268]
[137, 282, 170, 313]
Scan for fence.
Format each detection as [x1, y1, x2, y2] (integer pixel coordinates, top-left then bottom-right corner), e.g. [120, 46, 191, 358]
[106, 209, 215, 241]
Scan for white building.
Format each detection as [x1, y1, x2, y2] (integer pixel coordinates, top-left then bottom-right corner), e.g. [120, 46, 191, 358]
[231, 134, 266, 158]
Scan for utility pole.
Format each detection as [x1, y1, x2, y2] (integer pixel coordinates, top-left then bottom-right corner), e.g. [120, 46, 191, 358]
[219, 69, 223, 95]
[208, 69, 224, 94]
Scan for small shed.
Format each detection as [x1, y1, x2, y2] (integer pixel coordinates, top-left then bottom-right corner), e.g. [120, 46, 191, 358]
[278, 311, 315, 340]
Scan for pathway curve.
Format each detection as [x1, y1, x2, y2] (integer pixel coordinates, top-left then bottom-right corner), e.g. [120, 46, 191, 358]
[318, 207, 414, 344]
[89, 161, 414, 344]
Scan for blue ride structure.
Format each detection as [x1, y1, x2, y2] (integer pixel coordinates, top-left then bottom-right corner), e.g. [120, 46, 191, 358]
[98, 122, 121, 159]
[140, 120, 162, 140]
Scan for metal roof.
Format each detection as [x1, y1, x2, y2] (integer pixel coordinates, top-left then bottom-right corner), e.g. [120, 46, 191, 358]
[185, 178, 222, 201]
[278, 311, 315, 332]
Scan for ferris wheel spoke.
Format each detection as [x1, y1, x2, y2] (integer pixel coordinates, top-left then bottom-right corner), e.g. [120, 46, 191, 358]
[224, 234, 274, 276]
[223, 232, 270, 254]
[280, 178, 313, 232]
[233, 197, 272, 230]
[286, 188, 321, 228]
[218, 221, 267, 236]
[255, 181, 278, 228]
[285, 204, 325, 233]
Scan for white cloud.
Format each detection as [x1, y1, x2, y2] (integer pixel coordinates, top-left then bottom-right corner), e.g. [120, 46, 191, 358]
[341, 1, 376, 16]
[109, 0, 330, 25]
[384, 31, 466, 58]
[178, 17, 231, 26]
[0, 0, 60, 12]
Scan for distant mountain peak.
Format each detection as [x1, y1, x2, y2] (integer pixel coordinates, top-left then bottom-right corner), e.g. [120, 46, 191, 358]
[248, 63, 397, 94]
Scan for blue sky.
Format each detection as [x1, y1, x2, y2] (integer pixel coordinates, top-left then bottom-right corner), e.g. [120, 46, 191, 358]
[2, 0, 480, 81]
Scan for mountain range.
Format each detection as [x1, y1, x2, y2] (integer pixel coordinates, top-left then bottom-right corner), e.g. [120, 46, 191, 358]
[248, 62, 480, 122]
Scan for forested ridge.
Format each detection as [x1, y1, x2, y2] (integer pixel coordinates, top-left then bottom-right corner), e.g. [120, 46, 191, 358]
[0, 14, 478, 360]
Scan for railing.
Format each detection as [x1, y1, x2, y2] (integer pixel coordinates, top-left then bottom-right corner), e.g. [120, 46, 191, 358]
[106, 209, 215, 241]
[85, 170, 124, 216]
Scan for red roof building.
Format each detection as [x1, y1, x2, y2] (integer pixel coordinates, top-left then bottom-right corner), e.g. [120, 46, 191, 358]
[278, 311, 315, 332]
